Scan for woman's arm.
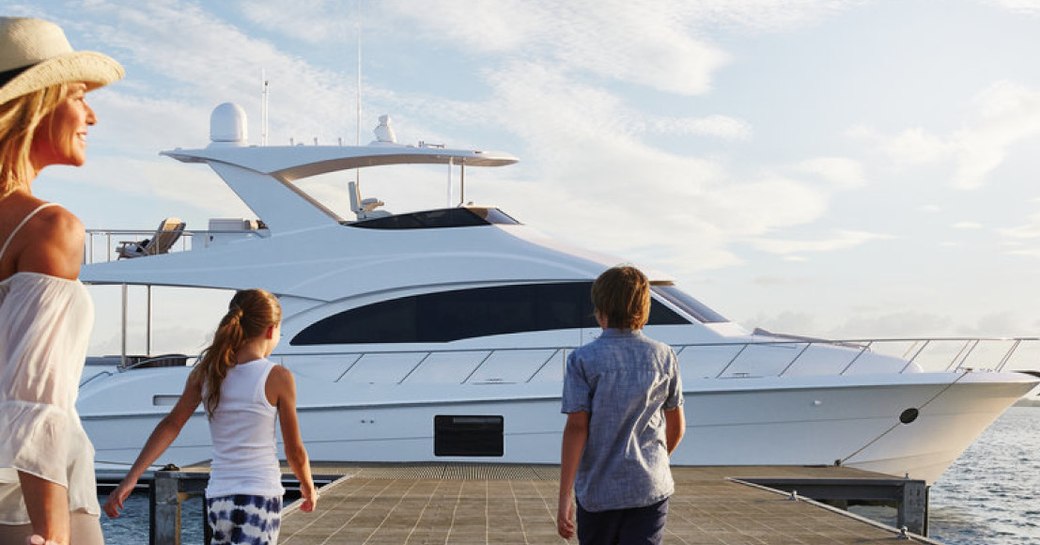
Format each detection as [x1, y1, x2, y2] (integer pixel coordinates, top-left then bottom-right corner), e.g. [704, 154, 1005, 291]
[103, 371, 203, 518]
[12, 206, 85, 542]
[268, 365, 317, 512]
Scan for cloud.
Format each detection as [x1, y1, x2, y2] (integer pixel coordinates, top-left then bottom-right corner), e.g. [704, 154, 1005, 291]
[998, 210, 1040, 239]
[793, 157, 865, 188]
[832, 310, 955, 338]
[379, 0, 865, 96]
[952, 221, 983, 229]
[986, 0, 1040, 15]
[850, 81, 1040, 189]
[644, 115, 752, 140]
[749, 230, 893, 255]
[235, 0, 358, 44]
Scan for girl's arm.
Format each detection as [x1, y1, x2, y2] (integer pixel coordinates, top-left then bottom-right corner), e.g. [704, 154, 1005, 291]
[268, 365, 317, 512]
[103, 371, 203, 518]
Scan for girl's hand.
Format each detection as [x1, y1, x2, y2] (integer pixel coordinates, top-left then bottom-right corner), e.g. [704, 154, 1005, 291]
[103, 480, 136, 518]
[300, 488, 318, 513]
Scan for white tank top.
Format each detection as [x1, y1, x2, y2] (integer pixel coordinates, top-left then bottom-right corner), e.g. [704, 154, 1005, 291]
[204, 358, 285, 498]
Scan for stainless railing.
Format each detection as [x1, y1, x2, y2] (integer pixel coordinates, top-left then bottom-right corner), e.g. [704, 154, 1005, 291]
[85, 336, 1038, 387]
[677, 336, 1040, 378]
[256, 336, 1038, 384]
[84, 228, 268, 265]
[84, 228, 195, 264]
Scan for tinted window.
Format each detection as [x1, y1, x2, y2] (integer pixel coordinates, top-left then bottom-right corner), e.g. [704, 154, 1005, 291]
[348, 207, 520, 230]
[290, 282, 689, 345]
[652, 285, 728, 323]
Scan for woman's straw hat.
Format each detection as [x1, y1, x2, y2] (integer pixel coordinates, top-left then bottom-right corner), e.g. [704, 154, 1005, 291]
[0, 17, 124, 105]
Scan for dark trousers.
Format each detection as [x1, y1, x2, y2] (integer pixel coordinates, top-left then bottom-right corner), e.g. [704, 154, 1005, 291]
[576, 497, 669, 545]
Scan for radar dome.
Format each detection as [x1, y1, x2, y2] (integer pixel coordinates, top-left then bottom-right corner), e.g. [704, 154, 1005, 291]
[210, 102, 248, 144]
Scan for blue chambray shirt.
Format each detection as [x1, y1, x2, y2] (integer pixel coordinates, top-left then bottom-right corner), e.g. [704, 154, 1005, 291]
[561, 328, 684, 512]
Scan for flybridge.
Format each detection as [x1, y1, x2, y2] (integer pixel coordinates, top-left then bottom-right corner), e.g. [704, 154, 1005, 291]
[160, 103, 519, 181]
[147, 103, 523, 233]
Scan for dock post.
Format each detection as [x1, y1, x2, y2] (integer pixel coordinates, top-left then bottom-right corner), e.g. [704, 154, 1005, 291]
[897, 480, 928, 536]
[149, 471, 182, 545]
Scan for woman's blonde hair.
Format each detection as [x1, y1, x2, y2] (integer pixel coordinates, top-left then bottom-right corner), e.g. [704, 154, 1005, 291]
[591, 265, 651, 330]
[193, 289, 282, 418]
[0, 84, 67, 198]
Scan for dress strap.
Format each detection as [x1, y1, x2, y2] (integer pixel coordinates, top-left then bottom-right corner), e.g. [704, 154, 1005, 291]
[0, 202, 60, 263]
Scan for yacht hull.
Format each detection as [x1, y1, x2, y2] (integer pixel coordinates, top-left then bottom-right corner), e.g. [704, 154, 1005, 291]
[79, 367, 1034, 484]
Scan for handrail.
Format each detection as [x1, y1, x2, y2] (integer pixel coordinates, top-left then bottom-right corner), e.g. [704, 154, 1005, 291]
[83, 228, 269, 265]
[118, 353, 193, 372]
[94, 337, 1039, 385]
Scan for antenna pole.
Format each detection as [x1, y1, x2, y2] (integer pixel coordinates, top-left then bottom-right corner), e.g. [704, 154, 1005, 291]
[355, 0, 362, 188]
[356, 0, 362, 147]
[261, 69, 269, 146]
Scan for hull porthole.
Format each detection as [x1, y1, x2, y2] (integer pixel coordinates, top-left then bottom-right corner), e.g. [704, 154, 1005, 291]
[899, 408, 919, 424]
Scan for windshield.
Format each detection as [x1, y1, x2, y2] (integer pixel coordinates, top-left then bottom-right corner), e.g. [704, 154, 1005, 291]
[652, 285, 728, 323]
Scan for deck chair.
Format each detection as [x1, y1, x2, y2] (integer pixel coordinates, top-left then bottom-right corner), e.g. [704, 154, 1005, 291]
[116, 217, 186, 259]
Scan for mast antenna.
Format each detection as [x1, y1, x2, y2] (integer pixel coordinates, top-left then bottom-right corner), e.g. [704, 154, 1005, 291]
[356, 0, 362, 147]
[260, 68, 269, 146]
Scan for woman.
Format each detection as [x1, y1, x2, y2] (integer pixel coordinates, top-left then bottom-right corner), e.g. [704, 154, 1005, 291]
[104, 289, 317, 545]
[0, 16, 124, 545]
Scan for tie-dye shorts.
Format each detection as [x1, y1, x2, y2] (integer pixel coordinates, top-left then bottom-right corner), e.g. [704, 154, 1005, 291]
[206, 494, 282, 545]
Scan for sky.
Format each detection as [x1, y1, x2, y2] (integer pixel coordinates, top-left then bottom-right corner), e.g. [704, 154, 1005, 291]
[9, 0, 1040, 361]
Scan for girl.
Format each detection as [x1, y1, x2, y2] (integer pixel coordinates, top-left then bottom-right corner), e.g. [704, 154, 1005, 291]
[103, 289, 317, 545]
[0, 16, 123, 545]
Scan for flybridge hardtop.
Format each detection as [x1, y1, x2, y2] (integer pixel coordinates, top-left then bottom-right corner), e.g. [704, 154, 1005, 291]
[161, 141, 519, 178]
[164, 103, 519, 178]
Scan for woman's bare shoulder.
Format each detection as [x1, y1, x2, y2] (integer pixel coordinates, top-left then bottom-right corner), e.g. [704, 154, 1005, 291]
[19, 204, 85, 278]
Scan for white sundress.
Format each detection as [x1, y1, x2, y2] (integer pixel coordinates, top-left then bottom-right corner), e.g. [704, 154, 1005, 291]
[0, 203, 100, 524]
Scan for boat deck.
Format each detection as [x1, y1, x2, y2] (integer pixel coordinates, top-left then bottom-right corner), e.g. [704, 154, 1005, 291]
[265, 463, 941, 545]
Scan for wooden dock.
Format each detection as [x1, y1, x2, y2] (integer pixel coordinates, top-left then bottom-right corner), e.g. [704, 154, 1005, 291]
[263, 463, 940, 545]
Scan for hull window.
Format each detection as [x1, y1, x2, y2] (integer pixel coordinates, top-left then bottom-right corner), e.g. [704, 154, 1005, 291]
[290, 282, 689, 345]
[434, 415, 504, 457]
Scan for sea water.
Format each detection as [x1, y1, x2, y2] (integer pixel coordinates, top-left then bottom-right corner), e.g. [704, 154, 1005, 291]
[98, 407, 1040, 544]
[927, 406, 1040, 544]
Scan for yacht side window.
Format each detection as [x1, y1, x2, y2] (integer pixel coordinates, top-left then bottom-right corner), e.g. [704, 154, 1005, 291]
[651, 285, 728, 323]
[290, 282, 690, 345]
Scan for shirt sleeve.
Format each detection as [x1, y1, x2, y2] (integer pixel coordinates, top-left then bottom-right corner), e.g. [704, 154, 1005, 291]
[0, 275, 93, 489]
[561, 350, 592, 414]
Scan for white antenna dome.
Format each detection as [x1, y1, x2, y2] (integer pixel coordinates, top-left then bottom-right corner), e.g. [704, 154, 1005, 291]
[210, 102, 248, 145]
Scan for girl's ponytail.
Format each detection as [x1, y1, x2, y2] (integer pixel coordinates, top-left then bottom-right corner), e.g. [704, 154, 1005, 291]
[193, 289, 281, 417]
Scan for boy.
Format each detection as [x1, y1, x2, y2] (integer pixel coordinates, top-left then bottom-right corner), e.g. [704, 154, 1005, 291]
[558, 265, 685, 544]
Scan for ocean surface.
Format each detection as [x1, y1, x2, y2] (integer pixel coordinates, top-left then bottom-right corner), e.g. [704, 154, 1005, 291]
[98, 406, 1040, 544]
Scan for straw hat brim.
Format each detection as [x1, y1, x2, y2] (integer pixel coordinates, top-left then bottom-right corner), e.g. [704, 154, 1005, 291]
[0, 50, 124, 105]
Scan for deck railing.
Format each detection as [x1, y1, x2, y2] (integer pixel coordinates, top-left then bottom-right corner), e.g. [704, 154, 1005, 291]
[84, 228, 268, 264]
[88, 337, 1039, 386]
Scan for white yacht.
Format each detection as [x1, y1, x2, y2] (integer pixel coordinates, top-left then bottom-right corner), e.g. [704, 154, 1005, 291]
[77, 103, 1040, 484]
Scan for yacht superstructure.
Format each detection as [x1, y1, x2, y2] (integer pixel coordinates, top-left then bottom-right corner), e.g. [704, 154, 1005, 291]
[77, 104, 1040, 484]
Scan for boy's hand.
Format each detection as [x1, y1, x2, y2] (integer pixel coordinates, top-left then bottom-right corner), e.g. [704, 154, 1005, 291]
[557, 495, 576, 539]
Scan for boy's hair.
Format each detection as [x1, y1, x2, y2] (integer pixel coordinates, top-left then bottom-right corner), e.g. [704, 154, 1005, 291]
[591, 265, 651, 330]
